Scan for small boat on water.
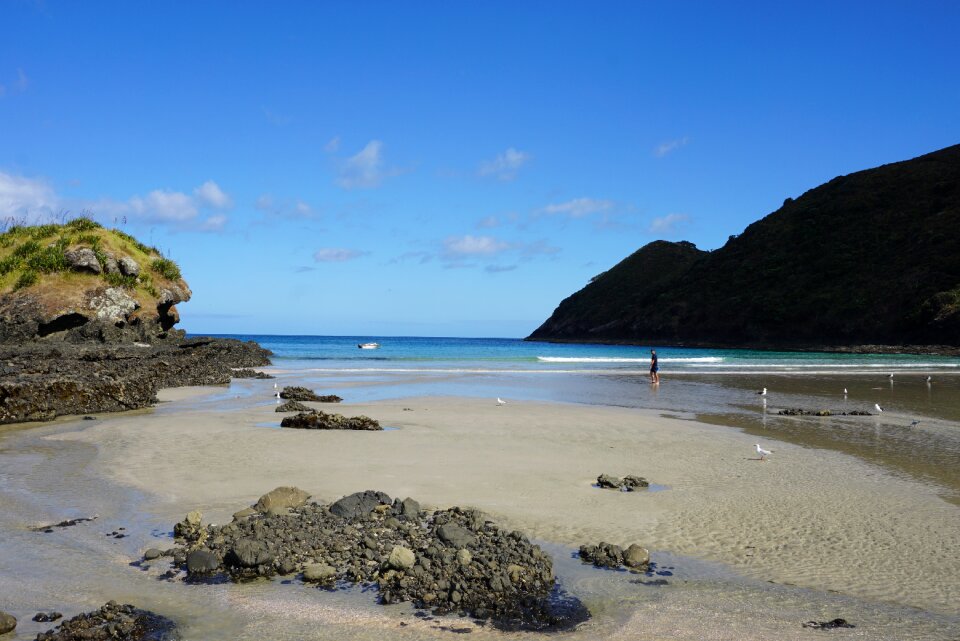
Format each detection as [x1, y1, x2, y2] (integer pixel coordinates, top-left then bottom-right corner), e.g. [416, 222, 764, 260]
[358, 342, 380, 349]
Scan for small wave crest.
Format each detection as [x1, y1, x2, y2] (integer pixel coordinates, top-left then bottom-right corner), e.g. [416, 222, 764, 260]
[537, 356, 724, 363]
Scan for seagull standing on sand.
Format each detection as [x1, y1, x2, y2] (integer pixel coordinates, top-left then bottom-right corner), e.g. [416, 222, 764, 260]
[275, 391, 281, 404]
[758, 388, 767, 396]
[874, 403, 883, 414]
[889, 373, 894, 379]
[926, 376, 932, 383]
[496, 397, 506, 406]
[755, 444, 772, 461]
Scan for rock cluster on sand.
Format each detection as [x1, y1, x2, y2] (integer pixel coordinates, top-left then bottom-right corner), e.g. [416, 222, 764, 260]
[279, 411, 381, 431]
[596, 474, 649, 491]
[168, 488, 580, 628]
[34, 601, 178, 641]
[279, 386, 342, 403]
[231, 369, 274, 379]
[578, 542, 650, 571]
[802, 618, 855, 629]
[778, 408, 873, 416]
[0, 338, 271, 424]
[275, 400, 311, 413]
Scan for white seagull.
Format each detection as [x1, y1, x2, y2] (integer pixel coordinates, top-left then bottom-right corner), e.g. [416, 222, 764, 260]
[843, 388, 848, 395]
[755, 443, 772, 461]
[496, 397, 507, 406]
[889, 373, 894, 379]
[926, 376, 932, 383]
[874, 403, 883, 414]
[274, 382, 278, 390]
[757, 387, 767, 396]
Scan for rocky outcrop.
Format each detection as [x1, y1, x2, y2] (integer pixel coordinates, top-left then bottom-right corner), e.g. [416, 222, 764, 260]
[275, 400, 310, 413]
[0, 338, 272, 424]
[64, 247, 102, 274]
[596, 474, 649, 491]
[254, 486, 311, 514]
[35, 601, 178, 641]
[279, 386, 342, 402]
[778, 408, 873, 416]
[280, 411, 381, 431]
[166, 490, 584, 629]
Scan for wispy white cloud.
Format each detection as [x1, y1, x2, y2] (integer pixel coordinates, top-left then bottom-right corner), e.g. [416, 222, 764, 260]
[539, 197, 614, 218]
[337, 140, 402, 189]
[324, 136, 341, 153]
[194, 180, 233, 209]
[254, 194, 316, 219]
[478, 147, 531, 181]
[314, 248, 368, 262]
[648, 213, 690, 234]
[442, 234, 510, 258]
[476, 215, 500, 229]
[654, 137, 690, 158]
[0, 171, 59, 222]
[196, 214, 228, 232]
[485, 264, 517, 273]
[390, 250, 433, 265]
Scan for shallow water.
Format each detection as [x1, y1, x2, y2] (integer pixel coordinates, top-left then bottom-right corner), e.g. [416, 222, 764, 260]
[2, 368, 960, 639]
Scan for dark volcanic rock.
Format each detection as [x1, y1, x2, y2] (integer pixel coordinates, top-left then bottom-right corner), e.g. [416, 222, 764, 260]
[579, 541, 650, 571]
[275, 400, 311, 413]
[778, 408, 874, 416]
[596, 474, 621, 489]
[0, 611, 15, 634]
[33, 612, 63, 622]
[186, 549, 220, 576]
[0, 338, 271, 424]
[621, 475, 649, 491]
[802, 618, 855, 629]
[168, 491, 576, 628]
[231, 369, 274, 379]
[279, 386, 341, 402]
[35, 601, 178, 641]
[280, 411, 381, 431]
[596, 474, 649, 491]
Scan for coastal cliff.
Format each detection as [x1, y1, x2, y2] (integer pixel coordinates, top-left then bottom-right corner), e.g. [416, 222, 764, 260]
[0, 217, 270, 423]
[528, 144, 960, 350]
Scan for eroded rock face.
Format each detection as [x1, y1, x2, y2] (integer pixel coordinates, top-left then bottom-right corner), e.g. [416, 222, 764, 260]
[64, 247, 101, 274]
[118, 256, 140, 277]
[280, 411, 381, 431]
[35, 601, 178, 641]
[89, 287, 140, 323]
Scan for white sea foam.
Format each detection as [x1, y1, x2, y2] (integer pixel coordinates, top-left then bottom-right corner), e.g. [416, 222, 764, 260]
[536, 356, 724, 363]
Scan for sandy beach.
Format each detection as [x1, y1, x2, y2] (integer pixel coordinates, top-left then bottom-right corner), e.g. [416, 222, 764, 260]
[44, 381, 959, 619]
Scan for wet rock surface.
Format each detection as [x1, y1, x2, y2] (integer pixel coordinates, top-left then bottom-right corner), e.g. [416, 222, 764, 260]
[231, 369, 274, 379]
[280, 411, 381, 431]
[275, 400, 311, 413]
[35, 601, 178, 641]
[32, 612, 63, 623]
[279, 386, 342, 402]
[32, 516, 97, 532]
[167, 490, 586, 629]
[0, 611, 15, 635]
[578, 542, 650, 571]
[802, 618, 855, 629]
[596, 474, 649, 491]
[778, 408, 873, 416]
[0, 337, 271, 424]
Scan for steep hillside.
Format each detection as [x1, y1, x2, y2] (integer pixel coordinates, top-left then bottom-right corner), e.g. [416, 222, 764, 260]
[0, 217, 191, 343]
[529, 144, 960, 348]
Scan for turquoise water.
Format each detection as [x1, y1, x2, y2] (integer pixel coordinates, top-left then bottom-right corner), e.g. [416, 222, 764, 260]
[200, 334, 960, 374]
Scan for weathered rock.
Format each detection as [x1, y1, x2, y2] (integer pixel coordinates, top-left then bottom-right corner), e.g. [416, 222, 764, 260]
[64, 247, 101, 274]
[596, 474, 621, 489]
[275, 400, 311, 413]
[143, 548, 163, 560]
[186, 549, 220, 575]
[118, 256, 140, 277]
[802, 618, 855, 629]
[0, 611, 16, 634]
[621, 475, 649, 490]
[280, 411, 381, 431]
[279, 386, 341, 402]
[579, 542, 624, 568]
[254, 486, 311, 514]
[623, 544, 650, 569]
[329, 490, 392, 519]
[231, 368, 273, 379]
[89, 287, 140, 323]
[399, 497, 421, 518]
[103, 255, 120, 275]
[388, 545, 416, 570]
[33, 601, 178, 641]
[32, 612, 62, 622]
[437, 523, 476, 548]
[302, 563, 336, 583]
[173, 510, 203, 540]
[232, 507, 257, 520]
[229, 538, 274, 568]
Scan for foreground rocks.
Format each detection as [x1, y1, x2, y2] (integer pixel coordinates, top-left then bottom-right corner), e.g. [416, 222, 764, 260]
[280, 411, 381, 431]
[279, 386, 342, 403]
[596, 474, 650, 491]
[0, 611, 16, 635]
[578, 542, 650, 571]
[168, 488, 585, 629]
[0, 337, 271, 424]
[275, 400, 311, 413]
[35, 601, 178, 641]
[778, 408, 873, 416]
[802, 618, 855, 629]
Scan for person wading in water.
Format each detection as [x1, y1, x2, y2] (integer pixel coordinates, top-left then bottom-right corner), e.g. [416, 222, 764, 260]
[650, 349, 660, 384]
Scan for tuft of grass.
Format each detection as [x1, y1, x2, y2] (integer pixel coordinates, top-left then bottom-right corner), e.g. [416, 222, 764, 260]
[65, 216, 101, 232]
[14, 269, 38, 291]
[25, 244, 68, 273]
[151, 257, 181, 281]
[112, 229, 154, 255]
[104, 272, 138, 288]
[12, 240, 41, 259]
[0, 254, 20, 275]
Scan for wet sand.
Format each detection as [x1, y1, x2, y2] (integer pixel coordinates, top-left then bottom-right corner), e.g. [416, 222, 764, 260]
[2, 378, 959, 639]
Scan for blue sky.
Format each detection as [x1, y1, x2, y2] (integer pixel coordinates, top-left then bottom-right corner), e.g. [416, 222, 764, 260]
[2, 1, 958, 337]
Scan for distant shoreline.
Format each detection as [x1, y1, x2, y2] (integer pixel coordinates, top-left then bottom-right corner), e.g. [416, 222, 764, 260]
[524, 337, 960, 357]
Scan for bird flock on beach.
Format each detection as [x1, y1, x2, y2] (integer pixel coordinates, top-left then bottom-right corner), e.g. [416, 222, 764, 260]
[752, 373, 933, 462]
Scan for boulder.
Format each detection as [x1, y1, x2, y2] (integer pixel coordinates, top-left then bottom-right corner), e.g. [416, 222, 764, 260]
[275, 400, 311, 413]
[32, 612, 62, 622]
[388, 545, 416, 570]
[302, 563, 336, 583]
[103, 255, 120, 275]
[30, 602, 176, 641]
[578, 542, 624, 568]
[329, 490, 392, 519]
[399, 497, 421, 518]
[596, 474, 621, 489]
[437, 523, 476, 548]
[229, 538, 274, 568]
[254, 486, 310, 514]
[186, 549, 220, 575]
[143, 548, 162, 561]
[621, 475, 649, 491]
[64, 248, 101, 274]
[623, 544, 650, 569]
[118, 256, 140, 277]
[279, 386, 341, 402]
[0, 611, 16, 635]
[88, 287, 140, 323]
[280, 411, 381, 431]
[173, 510, 203, 540]
[232, 507, 257, 520]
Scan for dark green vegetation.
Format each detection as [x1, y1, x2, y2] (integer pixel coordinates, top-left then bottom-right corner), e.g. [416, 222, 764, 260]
[529, 144, 960, 348]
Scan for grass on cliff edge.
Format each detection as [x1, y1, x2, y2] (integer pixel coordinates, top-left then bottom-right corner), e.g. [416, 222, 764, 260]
[0, 217, 183, 301]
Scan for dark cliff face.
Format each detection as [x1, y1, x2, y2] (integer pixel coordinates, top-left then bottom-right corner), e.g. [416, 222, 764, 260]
[529, 144, 960, 348]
